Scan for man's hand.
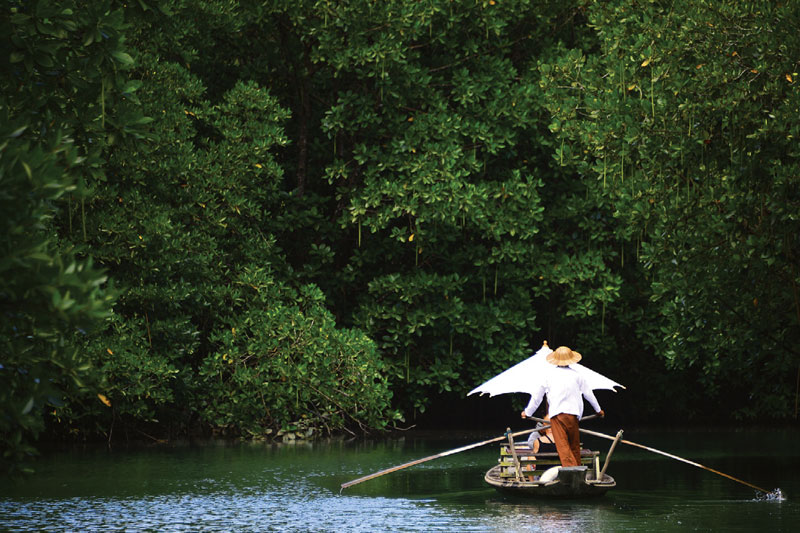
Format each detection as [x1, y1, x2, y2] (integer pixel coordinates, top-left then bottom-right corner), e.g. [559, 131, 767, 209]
[597, 410, 605, 418]
[520, 410, 528, 419]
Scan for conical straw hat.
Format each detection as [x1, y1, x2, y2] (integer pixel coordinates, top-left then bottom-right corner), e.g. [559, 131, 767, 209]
[546, 346, 582, 366]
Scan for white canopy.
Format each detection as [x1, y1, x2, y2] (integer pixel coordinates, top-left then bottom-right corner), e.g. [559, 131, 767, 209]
[468, 342, 625, 397]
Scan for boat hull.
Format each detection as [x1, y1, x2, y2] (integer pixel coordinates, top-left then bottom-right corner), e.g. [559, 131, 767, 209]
[485, 465, 615, 498]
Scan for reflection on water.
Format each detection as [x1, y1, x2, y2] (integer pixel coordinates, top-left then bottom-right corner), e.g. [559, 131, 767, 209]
[1, 429, 799, 532]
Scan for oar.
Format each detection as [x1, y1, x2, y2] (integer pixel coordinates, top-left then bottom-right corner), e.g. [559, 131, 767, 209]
[531, 419, 772, 494]
[339, 428, 533, 492]
[340, 414, 599, 492]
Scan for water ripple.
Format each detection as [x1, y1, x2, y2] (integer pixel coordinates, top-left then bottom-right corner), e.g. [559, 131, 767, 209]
[1, 490, 499, 532]
[2, 434, 798, 532]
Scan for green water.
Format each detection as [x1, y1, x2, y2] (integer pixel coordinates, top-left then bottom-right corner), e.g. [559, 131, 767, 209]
[1, 428, 798, 532]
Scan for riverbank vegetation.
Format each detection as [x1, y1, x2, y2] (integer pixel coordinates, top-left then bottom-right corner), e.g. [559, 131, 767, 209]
[3, 0, 798, 475]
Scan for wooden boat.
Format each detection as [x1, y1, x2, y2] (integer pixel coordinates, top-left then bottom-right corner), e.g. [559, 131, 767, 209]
[484, 432, 620, 498]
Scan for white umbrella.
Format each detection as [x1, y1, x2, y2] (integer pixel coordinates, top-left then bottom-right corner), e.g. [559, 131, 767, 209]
[468, 341, 625, 397]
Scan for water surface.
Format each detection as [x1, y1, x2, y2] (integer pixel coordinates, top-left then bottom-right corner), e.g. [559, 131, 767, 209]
[1, 428, 798, 531]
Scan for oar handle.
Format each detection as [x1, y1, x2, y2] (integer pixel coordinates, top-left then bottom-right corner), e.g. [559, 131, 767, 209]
[529, 413, 599, 424]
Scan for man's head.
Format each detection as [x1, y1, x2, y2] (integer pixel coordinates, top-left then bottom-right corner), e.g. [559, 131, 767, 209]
[546, 346, 582, 366]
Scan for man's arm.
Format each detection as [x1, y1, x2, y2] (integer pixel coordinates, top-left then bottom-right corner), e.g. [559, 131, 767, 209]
[521, 384, 545, 418]
[581, 378, 603, 416]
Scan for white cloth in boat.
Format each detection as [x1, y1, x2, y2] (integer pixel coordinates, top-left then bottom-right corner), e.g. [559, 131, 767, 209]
[522, 365, 602, 420]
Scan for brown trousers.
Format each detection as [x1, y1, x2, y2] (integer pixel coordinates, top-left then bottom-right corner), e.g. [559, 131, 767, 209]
[549, 413, 582, 467]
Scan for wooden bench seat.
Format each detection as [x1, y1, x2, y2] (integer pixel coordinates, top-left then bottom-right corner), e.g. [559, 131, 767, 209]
[498, 446, 600, 480]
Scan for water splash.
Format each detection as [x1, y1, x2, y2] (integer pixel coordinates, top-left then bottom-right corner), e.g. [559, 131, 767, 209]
[755, 488, 786, 502]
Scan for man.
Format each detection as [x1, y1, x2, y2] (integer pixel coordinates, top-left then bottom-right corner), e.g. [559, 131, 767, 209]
[520, 345, 605, 467]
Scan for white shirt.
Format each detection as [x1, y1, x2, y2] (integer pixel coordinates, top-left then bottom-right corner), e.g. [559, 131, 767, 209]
[523, 365, 602, 419]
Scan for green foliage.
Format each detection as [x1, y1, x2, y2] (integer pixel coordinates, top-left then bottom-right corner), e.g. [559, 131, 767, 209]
[249, 0, 625, 415]
[0, 0, 134, 474]
[0, 121, 113, 474]
[5, 0, 800, 472]
[50, 2, 397, 442]
[540, 0, 800, 418]
[197, 277, 393, 439]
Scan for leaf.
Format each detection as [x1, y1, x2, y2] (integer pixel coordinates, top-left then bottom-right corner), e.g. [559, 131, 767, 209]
[158, 2, 175, 16]
[8, 125, 27, 138]
[641, 58, 651, 67]
[121, 80, 143, 93]
[47, 395, 65, 408]
[98, 393, 112, 407]
[111, 51, 135, 65]
[22, 397, 34, 415]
